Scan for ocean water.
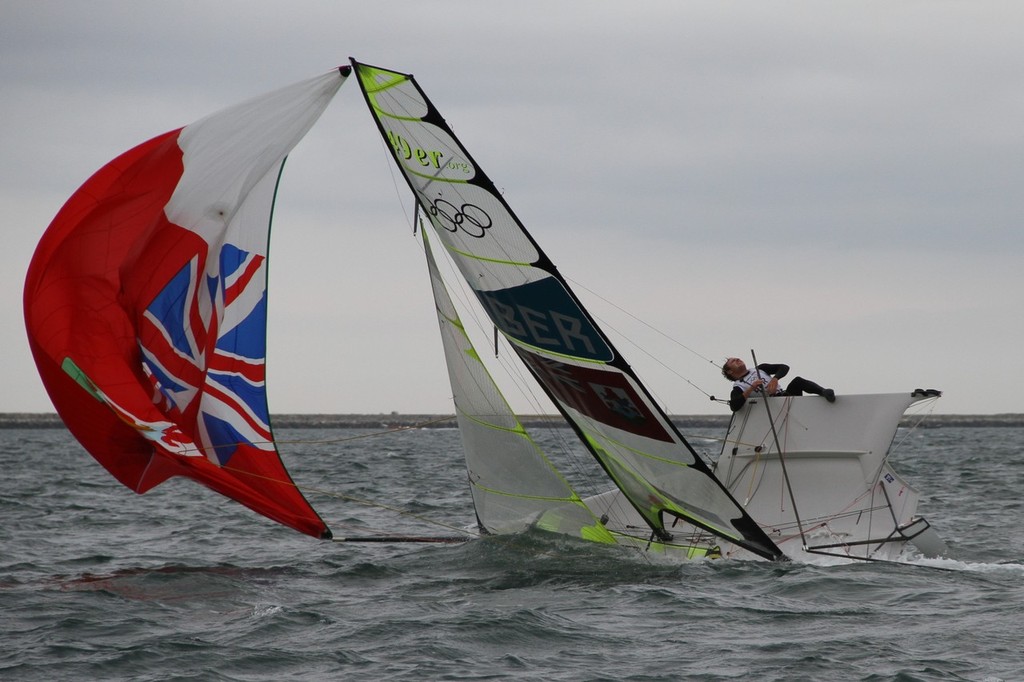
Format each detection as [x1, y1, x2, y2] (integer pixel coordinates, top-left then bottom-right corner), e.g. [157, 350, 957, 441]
[2, 424, 1022, 681]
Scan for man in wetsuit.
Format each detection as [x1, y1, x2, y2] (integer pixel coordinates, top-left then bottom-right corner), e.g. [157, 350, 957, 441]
[721, 358, 835, 412]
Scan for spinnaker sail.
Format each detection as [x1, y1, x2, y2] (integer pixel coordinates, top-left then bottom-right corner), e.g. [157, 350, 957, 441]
[24, 68, 350, 538]
[352, 59, 785, 561]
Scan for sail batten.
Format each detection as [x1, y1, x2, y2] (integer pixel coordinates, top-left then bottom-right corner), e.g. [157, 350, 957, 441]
[353, 59, 784, 560]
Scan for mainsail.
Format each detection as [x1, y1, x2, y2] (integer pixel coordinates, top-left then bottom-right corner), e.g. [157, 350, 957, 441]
[24, 68, 349, 538]
[352, 60, 785, 561]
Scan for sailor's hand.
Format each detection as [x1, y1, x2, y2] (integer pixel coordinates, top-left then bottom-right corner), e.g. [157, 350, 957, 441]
[766, 378, 779, 394]
[749, 378, 764, 394]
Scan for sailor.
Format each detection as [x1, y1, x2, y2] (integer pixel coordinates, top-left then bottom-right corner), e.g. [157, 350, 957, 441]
[721, 358, 835, 412]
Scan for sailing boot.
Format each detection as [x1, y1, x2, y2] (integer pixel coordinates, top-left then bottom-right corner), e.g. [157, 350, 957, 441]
[806, 380, 836, 403]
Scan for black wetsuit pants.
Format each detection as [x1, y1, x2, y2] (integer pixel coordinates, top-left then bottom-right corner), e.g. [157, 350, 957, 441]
[784, 377, 826, 396]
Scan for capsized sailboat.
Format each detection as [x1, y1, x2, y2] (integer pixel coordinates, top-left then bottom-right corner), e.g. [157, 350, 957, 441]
[351, 58, 946, 563]
[24, 68, 351, 539]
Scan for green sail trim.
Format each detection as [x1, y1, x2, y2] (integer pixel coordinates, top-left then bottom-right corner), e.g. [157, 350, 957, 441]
[354, 64, 408, 93]
[404, 166, 472, 185]
[442, 242, 533, 268]
[451, 392, 580, 504]
[580, 524, 618, 544]
[535, 510, 617, 545]
[583, 433, 737, 542]
[355, 67, 420, 121]
[62, 357, 103, 402]
[455, 404, 531, 440]
[608, 532, 720, 560]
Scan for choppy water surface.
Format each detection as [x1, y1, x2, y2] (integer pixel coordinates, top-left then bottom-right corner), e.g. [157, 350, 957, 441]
[2, 425, 1022, 681]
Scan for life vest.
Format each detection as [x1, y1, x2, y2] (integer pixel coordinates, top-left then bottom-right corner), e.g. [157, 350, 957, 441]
[733, 368, 783, 396]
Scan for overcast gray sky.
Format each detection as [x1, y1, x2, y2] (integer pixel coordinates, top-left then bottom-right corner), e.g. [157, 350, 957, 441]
[3, 1, 1022, 415]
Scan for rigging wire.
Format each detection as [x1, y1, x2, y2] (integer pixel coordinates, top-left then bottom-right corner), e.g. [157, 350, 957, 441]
[566, 275, 725, 404]
[890, 395, 942, 454]
[375, 129, 419, 230]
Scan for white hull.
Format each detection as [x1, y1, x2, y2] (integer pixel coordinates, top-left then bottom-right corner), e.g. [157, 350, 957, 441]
[583, 392, 947, 562]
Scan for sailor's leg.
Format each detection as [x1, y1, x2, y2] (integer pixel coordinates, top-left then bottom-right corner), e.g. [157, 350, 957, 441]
[785, 377, 835, 402]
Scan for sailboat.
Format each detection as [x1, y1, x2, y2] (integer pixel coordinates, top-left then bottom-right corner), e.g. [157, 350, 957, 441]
[349, 60, 946, 563]
[24, 59, 946, 563]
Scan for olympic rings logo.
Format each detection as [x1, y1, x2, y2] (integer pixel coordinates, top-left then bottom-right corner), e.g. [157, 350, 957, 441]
[428, 198, 492, 238]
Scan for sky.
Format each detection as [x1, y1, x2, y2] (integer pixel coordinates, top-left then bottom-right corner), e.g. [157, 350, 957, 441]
[3, 1, 1022, 416]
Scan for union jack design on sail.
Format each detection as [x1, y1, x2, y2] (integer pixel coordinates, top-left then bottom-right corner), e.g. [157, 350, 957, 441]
[139, 241, 273, 465]
[24, 68, 349, 538]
